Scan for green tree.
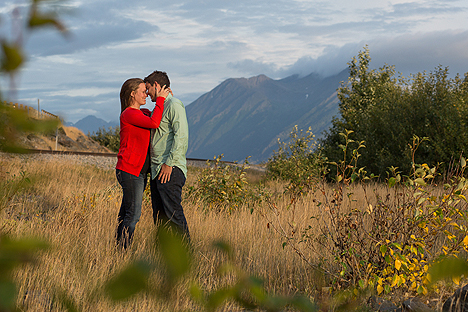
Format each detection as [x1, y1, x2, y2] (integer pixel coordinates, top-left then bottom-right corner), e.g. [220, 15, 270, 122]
[89, 126, 120, 152]
[406, 68, 468, 168]
[321, 46, 468, 177]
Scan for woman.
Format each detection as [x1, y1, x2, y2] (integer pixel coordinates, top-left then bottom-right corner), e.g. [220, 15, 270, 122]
[115, 78, 169, 249]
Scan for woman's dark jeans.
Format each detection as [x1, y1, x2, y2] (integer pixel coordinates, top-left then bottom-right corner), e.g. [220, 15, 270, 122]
[116, 169, 147, 249]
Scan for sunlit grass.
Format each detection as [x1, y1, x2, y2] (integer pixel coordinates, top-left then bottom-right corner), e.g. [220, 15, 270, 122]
[1, 155, 312, 311]
[0, 154, 458, 311]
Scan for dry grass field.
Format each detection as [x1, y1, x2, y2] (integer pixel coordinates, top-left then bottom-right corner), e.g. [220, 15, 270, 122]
[0, 154, 313, 311]
[0, 153, 463, 311]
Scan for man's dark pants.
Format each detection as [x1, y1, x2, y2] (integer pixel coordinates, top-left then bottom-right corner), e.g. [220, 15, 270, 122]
[150, 166, 190, 239]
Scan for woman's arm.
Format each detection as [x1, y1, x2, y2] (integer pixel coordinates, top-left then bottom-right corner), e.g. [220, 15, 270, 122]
[123, 96, 165, 129]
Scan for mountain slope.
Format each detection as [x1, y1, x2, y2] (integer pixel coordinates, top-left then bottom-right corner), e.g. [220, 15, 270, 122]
[186, 69, 348, 163]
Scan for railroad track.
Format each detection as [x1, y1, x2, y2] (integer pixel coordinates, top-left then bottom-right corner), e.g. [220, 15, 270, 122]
[24, 149, 236, 164]
[4, 149, 265, 172]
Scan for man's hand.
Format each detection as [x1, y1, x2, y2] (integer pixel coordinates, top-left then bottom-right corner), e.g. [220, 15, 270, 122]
[158, 164, 172, 183]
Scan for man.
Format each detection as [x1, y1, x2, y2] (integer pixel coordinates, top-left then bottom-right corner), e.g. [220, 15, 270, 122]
[144, 71, 190, 239]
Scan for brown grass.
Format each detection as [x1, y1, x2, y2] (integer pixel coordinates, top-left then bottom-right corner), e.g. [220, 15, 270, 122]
[1, 155, 314, 311]
[0, 154, 460, 311]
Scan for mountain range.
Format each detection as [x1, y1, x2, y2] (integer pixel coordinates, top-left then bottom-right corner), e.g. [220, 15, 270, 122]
[67, 115, 118, 135]
[69, 69, 349, 162]
[186, 69, 348, 163]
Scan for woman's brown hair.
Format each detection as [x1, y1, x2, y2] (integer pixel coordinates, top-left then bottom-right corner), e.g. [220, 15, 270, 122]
[120, 78, 144, 113]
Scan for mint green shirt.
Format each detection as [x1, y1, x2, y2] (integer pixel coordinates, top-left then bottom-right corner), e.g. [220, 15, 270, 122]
[150, 94, 189, 179]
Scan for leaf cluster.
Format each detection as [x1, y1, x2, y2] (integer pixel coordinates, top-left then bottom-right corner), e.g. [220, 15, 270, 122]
[0, 234, 49, 311]
[0, 102, 59, 153]
[0, 1, 67, 310]
[0, 0, 66, 153]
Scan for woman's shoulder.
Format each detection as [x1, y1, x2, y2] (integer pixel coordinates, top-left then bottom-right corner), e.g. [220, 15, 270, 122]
[121, 107, 141, 118]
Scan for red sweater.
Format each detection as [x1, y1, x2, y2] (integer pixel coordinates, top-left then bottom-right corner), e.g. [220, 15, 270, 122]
[116, 97, 165, 176]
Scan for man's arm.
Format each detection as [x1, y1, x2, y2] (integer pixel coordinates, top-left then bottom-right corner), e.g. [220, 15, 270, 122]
[157, 102, 188, 183]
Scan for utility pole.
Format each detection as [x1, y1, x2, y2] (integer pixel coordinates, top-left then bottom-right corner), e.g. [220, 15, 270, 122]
[37, 99, 40, 119]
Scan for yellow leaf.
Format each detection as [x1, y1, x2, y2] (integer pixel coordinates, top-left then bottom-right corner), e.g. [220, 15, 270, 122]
[463, 236, 468, 246]
[425, 274, 432, 283]
[377, 285, 384, 295]
[395, 259, 402, 270]
[453, 276, 461, 285]
[399, 274, 406, 285]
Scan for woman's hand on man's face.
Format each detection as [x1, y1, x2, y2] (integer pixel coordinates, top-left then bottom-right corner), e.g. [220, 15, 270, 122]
[157, 85, 172, 98]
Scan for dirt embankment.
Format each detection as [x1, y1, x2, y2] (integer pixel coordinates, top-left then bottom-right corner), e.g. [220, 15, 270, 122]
[19, 125, 112, 153]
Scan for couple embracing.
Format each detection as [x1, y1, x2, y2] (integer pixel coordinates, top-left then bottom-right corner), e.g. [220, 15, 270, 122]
[115, 70, 189, 249]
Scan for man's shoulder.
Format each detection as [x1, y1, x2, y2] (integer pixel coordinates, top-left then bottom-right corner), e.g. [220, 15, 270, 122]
[166, 95, 185, 108]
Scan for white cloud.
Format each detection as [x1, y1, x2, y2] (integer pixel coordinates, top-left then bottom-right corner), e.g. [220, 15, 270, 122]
[46, 87, 116, 97]
[1, 0, 468, 123]
[36, 55, 81, 65]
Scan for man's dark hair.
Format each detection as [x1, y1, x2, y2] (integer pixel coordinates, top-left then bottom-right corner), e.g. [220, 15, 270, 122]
[144, 71, 170, 88]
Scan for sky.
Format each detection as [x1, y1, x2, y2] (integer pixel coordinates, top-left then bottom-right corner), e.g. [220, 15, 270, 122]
[1, 0, 468, 123]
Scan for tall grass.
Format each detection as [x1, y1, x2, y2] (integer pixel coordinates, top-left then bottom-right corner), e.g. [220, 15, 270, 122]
[0, 154, 458, 311]
[1, 155, 316, 311]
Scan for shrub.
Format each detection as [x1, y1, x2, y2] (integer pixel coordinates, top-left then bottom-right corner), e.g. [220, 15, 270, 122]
[189, 155, 268, 212]
[89, 126, 120, 152]
[263, 129, 468, 298]
[267, 126, 327, 203]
